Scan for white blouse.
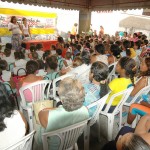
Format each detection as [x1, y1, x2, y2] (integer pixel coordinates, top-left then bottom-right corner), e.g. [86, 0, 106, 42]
[8, 23, 21, 35]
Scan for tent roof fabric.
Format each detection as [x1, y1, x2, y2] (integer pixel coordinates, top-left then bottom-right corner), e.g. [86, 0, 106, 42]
[119, 16, 150, 30]
[1, 0, 150, 11]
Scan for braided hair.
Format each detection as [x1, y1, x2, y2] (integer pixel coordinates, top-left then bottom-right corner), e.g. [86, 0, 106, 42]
[119, 57, 136, 86]
[123, 40, 131, 57]
[91, 61, 109, 97]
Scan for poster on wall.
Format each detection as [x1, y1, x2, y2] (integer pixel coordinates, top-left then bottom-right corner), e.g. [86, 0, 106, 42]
[0, 8, 57, 36]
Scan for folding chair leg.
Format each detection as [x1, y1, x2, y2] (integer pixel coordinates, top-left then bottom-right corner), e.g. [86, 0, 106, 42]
[107, 116, 114, 141]
[84, 123, 90, 150]
[27, 108, 34, 132]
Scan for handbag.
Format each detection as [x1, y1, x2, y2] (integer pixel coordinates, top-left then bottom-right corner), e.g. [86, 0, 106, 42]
[33, 100, 53, 124]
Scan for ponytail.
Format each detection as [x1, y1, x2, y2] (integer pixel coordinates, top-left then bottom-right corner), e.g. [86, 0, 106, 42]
[100, 82, 109, 98]
[126, 48, 131, 57]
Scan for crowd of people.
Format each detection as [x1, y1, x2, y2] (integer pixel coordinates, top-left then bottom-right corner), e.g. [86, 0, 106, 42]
[0, 25, 150, 150]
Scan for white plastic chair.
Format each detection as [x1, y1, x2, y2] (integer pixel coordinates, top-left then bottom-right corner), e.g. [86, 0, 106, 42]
[124, 84, 150, 107]
[100, 87, 133, 141]
[84, 93, 110, 150]
[107, 62, 118, 83]
[52, 73, 75, 102]
[19, 80, 51, 131]
[3, 131, 35, 150]
[42, 120, 88, 150]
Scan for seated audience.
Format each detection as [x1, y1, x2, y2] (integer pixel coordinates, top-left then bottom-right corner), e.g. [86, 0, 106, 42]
[36, 59, 47, 77]
[63, 51, 73, 67]
[36, 78, 89, 150]
[36, 43, 44, 59]
[0, 82, 27, 149]
[20, 60, 43, 102]
[56, 49, 64, 71]
[84, 61, 109, 117]
[50, 45, 56, 55]
[103, 57, 136, 113]
[3, 48, 15, 64]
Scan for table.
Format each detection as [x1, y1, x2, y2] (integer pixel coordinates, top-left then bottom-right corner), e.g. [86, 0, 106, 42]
[24, 40, 57, 51]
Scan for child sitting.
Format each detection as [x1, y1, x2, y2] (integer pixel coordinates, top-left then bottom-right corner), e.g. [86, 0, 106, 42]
[36, 59, 47, 77]
[36, 43, 44, 59]
[63, 51, 73, 67]
[84, 61, 109, 117]
[50, 45, 56, 55]
[44, 55, 60, 80]
[3, 48, 15, 65]
[56, 49, 64, 71]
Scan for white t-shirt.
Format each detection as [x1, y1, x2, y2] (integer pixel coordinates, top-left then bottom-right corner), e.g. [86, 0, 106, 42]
[0, 110, 26, 149]
[2, 70, 11, 82]
[8, 23, 21, 34]
[65, 59, 73, 67]
[36, 69, 47, 77]
[69, 64, 91, 84]
[96, 55, 108, 66]
[3, 55, 15, 64]
[37, 51, 44, 59]
[22, 24, 29, 35]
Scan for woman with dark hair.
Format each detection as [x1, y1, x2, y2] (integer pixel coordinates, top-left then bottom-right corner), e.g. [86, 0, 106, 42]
[0, 82, 27, 149]
[121, 40, 136, 58]
[20, 60, 43, 102]
[8, 16, 22, 51]
[83, 61, 109, 117]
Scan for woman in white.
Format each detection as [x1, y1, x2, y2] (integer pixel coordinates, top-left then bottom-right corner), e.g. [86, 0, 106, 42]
[21, 17, 31, 39]
[0, 82, 27, 149]
[8, 16, 22, 51]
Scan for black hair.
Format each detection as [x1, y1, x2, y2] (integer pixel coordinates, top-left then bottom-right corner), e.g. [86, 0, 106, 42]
[51, 45, 56, 50]
[81, 50, 91, 65]
[0, 82, 15, 131]
[46, 55, 58, 70]
[119, 57, 136, 85]
[57, 36, 64, 43]
[134, 40, 141, 49]
[77, 44, 81, 51]
[0, 60, 8, 75]
[133, 33, 138, 37]
[110, 44, 121, 59]
[30, 45, 36, 52]
[31, 52, 38, 60]
[130, 41, 134, 48]
[18, 51, 25, 59]
[36, 43, 43, 50]
[26, 60, 39, 74]
[42, 50, 51, 60]
[64, 43, 69, 49]
[85, 42, 91, 49]
[4, 48, 11, 57]
[91, 61, 109, 98]
[144, 39, 148, 46]
[122, 134, 150, 150]
[95, 44, 105, 54]
[56, 49, 62, 56]
[5, 43, 12, 50]
[115, 41, 122, 47]
[21, 43, 26, 49]
[37, 59, 45, 70]
[123, 40, 131, 57]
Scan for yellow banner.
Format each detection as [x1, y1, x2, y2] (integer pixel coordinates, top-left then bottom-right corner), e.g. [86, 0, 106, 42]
[0, 8, 57, 36]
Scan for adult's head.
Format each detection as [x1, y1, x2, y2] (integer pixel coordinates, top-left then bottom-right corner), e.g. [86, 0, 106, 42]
[22, 17, 27, 24]
[46, 55, 58, 71]
[95, 44, 105, 55]
[10, 16, 17, 24]
[30, 45, 36, 53]
[58, 78, 84, 111]
[81, 50, 91, 65]
[26, 60, 39, 75]
[134, 40, 141, 50]
[116, 133, 150, 150]
[90, 61, 109, 97]
[37, 59, 45, 70]
[116, 57, 136, 85]
[0, 82, 15, 131]
[140, 57, 150, 76]
[14, 51, 25, 60]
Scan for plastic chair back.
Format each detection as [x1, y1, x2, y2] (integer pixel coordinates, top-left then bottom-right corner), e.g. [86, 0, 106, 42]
[3, 131, 35, 150]
[42, 120, 88, 150]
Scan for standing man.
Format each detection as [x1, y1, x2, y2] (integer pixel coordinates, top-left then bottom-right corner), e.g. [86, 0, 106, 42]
[70, 23, 78, 42]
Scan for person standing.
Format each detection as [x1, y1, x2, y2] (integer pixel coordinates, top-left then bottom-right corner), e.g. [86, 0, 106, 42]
[8, 16, 22, 51]
[21, 17, 31, 39]
[99, 25, 104, 39]
[70, 23, 78, 42]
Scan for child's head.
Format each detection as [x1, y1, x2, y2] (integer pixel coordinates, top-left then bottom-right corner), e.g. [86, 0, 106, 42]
[21, 43, 26, 49]
[140, 57, 150, 76]
[36, 43, 43, 50]
[37, 59, 45, 70]
[134, 40, 141, 50]
[43, 50, 51, 61]
[31, 52, 38, 60]
[51, 45, 56, 50]
[56, 49, 62, 56]
[46, 55, 58, 71]
[123, 40, 131, 57]
[66, 52, 72, 59]
[110, 44, 121, 59]
[144, 40, 148, 46]
[26, 60, 39, 75]
[30, 45, 36, 52]
[0, 60, 8, 75]
[72, 57, 83, 68]
[14, 51, 25, 60]
[90, 61, 109, 97]
[5, 43, 12, 50]
[4, 48, 11, 57]
[116, 57, 136, 85]
[95, 44, 105, 55]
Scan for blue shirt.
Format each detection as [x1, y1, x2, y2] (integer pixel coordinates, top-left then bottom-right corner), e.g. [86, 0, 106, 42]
[83, 83, 100, 117]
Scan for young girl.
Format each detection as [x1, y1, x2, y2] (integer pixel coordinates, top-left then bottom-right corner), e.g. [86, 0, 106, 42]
[20, 60, 43, 102]
[127, 57, 150, 125]
[83, 61, 109, 117]
[104, 57, 137, 113]
[44, 55, 59, 80]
